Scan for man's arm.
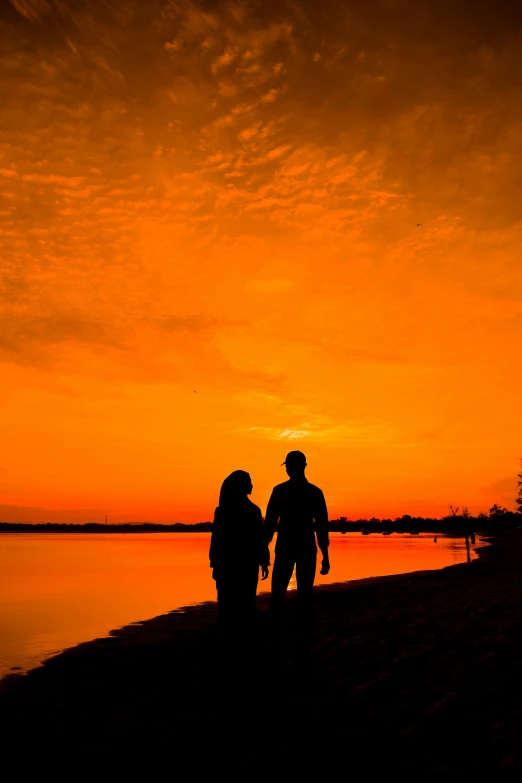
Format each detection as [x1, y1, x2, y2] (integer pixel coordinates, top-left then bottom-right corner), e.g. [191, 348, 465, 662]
[314, 489, 330, 575]
[263, 488, 280, 546]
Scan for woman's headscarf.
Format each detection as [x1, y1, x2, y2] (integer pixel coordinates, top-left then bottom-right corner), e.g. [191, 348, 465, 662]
[218, 470, 251, 509]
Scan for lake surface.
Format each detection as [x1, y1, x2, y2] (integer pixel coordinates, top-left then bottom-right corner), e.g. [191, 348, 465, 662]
[0, 532, 482, 678]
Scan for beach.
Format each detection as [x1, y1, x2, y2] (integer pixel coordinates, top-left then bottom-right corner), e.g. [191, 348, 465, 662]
[1, 530, 521, 773]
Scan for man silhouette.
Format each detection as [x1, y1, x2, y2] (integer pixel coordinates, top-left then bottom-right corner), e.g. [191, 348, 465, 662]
[264, 450, 330, 621]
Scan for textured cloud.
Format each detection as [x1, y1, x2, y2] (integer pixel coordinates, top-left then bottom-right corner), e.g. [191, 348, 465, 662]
[245, 419, 396, 445]
[1, 0, 522, 519]
[9, 0, 51, 22]
[0, 310, 119, 363]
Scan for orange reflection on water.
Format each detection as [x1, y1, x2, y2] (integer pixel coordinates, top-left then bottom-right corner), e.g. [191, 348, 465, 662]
[0, 532, 479, 677]
[0, 533, 213, 677]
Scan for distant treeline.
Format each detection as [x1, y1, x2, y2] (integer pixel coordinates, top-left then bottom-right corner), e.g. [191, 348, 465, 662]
[329, 510, 522, 534]
[1, 510, 520, 534]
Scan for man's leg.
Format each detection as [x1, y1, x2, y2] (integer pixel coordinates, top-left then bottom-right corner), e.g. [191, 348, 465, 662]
[295, 552, 317, 626]
[270, 554, 295, 614]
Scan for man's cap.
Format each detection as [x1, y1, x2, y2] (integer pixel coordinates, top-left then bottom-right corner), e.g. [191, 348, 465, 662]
[281, 450, 307, 466]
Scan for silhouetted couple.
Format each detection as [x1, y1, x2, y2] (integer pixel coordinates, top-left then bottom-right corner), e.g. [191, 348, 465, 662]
[209, 450, 330, 635]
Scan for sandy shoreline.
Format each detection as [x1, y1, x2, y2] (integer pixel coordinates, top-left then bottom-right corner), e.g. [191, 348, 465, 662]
[1, 531, 521, 772]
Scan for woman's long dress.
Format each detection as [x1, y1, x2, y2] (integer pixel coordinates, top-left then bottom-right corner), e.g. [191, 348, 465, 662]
[209, 499, 269, 629]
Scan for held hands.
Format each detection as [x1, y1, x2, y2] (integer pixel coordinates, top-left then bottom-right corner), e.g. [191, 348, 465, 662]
[320, 557, 330, 576]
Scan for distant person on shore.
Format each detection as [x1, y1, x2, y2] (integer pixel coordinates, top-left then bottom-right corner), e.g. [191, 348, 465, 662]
[209, 470, 269, 632]
[264, 451, 330, 626]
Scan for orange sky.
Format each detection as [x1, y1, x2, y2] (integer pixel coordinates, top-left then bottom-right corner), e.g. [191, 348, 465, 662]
[1, 0, 521, 522]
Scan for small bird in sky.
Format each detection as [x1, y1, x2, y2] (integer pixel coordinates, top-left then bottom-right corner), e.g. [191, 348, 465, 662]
[416, 223, 421, 226]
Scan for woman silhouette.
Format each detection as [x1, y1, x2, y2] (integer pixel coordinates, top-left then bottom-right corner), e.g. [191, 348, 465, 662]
[209, 470, 269, 631]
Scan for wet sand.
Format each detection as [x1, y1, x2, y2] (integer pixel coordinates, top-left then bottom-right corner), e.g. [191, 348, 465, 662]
[1, 530, 521, 773]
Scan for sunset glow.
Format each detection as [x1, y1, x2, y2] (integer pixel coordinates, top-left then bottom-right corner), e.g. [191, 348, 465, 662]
[1, 0, 521, 522]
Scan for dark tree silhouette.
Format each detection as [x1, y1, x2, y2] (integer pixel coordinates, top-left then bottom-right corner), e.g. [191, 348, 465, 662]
[515, 459, 522, 514]
[489, 503, 508, 518]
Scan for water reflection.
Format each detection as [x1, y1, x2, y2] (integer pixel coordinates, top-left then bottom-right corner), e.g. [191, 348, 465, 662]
[0, 532, 482, 677]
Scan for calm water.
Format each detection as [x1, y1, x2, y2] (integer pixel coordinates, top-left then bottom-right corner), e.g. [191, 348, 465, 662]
[0, 532, 482, 678]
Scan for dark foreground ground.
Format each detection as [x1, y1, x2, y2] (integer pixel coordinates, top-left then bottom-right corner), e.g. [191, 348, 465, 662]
[1, 531, 522, 774]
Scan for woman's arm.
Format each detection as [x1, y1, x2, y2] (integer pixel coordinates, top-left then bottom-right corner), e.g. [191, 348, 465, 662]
[209, 507, 221, 579]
